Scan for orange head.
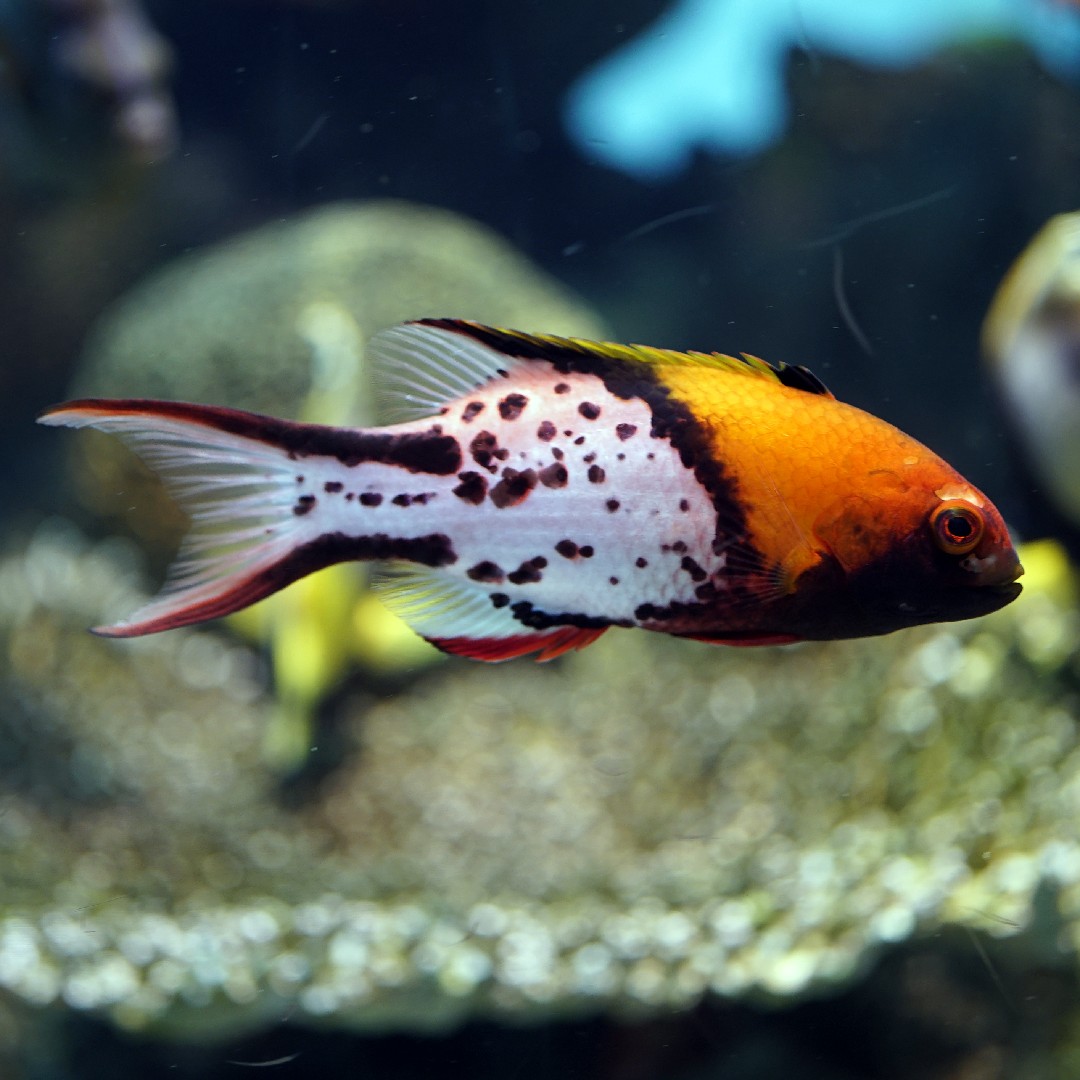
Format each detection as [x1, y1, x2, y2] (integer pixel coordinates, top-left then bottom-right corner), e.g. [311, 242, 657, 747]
[789, 471, 1023, 639]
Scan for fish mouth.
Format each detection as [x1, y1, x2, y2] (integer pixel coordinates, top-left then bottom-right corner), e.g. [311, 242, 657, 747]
[947, 580, 1023, 619]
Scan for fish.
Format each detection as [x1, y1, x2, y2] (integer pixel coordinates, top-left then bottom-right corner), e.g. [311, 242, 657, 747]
[982, 210, 1080, 552]
[38, 318, 1023, 661]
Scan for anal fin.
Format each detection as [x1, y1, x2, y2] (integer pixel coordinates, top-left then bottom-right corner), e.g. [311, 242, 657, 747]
[373, 564, 607, 663]
[432, 626, 606, 663]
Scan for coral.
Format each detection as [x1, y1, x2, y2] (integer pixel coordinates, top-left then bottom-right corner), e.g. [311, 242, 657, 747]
[564, 0, 1080, 178]
[1, 522, 1080, 1042]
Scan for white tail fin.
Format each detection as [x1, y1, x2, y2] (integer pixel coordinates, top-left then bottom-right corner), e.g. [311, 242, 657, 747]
[38, 399, 346, 635]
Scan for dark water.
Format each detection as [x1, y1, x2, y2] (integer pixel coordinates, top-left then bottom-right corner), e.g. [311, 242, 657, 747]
[4, 1, 1080, 1077]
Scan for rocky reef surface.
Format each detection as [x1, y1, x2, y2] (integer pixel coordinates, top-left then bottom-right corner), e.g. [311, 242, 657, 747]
[1, 522, 1078, 1048]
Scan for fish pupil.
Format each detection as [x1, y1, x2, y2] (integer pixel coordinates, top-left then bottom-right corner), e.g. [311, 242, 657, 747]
[944, 513, 973, 539]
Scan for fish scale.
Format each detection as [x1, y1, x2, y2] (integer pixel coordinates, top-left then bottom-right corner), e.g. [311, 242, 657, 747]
[38, 318, 1023, 660]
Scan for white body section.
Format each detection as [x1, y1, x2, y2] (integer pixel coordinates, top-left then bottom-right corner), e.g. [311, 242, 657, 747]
[333, 364, 723, 629]
[39, 322, 730, 652]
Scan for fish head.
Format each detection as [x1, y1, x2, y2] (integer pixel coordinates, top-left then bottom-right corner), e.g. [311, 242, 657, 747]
[803, 473, 1023, 638]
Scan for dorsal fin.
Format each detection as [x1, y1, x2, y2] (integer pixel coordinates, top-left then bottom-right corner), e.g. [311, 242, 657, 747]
[369, 319, 833, 422]
[774, 362, 833, 397]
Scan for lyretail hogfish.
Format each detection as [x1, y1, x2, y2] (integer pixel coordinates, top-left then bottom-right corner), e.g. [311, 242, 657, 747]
[39, 319, 1023, 660]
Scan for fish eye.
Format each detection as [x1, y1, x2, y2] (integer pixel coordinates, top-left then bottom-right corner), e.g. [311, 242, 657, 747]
[930, 500, 984, 556]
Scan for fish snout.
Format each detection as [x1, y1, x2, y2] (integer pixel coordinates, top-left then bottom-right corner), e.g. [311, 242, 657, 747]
[958, 545, 1024, 589]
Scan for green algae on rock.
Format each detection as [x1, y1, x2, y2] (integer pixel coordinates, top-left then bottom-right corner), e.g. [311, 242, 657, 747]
[1, 523, 1080, 1040]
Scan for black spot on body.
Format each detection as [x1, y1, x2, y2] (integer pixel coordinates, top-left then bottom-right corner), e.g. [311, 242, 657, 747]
[606, 499, 620, 512]
[609, 577, 619, 585]
[573, 436, 586, 446]
[453, 471, 488, 505]
[616, 423, 637, 441]
[293, 494, 316, 516]
[579, 545, 594, 558]
[498, 393, 529, 420]
[360, 492, 383, 507]
[470, 431, 499, 472]
[587, 465, 606, 484]
[583, 452, 596, 464]
[679, 499, 690, 512]
[468, 561, 505, 583]
[578, 402, 601, 420]
[345, 492, 355, 501]
[491, 593, 510, 608]
[508, 557, 546, 585]
[490, 468, 538, 508]
[555, 539, 578, 558]
[537, 420, 557, 442]
[392, 492, 435, 507]
[324, 481, 343, 493]
[554, 383, 570, 394]
[462, 401, 485, 422]
[635, 557, 648, 568]
[681, 556, 708, 582]
[551, 447, 564, 461]
[538, 463, 568, 489]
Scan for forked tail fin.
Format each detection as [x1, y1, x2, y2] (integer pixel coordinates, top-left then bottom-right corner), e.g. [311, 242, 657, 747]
[37, 398, 354, 636]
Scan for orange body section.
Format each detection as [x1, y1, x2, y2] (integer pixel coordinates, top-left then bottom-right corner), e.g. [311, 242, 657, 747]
[660, 363, 995, 594]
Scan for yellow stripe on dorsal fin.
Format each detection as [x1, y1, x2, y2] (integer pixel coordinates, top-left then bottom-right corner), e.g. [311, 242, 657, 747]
[370, 319, 832, 423]
[438, 322, 835, 398]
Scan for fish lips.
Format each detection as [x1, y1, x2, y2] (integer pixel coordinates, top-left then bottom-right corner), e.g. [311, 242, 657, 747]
[923, 580, 1023, 623]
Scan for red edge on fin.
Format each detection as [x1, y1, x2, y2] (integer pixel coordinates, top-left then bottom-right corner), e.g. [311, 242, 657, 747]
[90, 541, 348, 637]
[88, 569, 280, 637]
[432, 626, 607, 663]
[681, 632, 800, 647]
[38, 398, 279, 430]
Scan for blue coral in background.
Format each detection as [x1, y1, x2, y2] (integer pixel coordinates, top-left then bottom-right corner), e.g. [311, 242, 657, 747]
[565, 0, 1080, 179]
